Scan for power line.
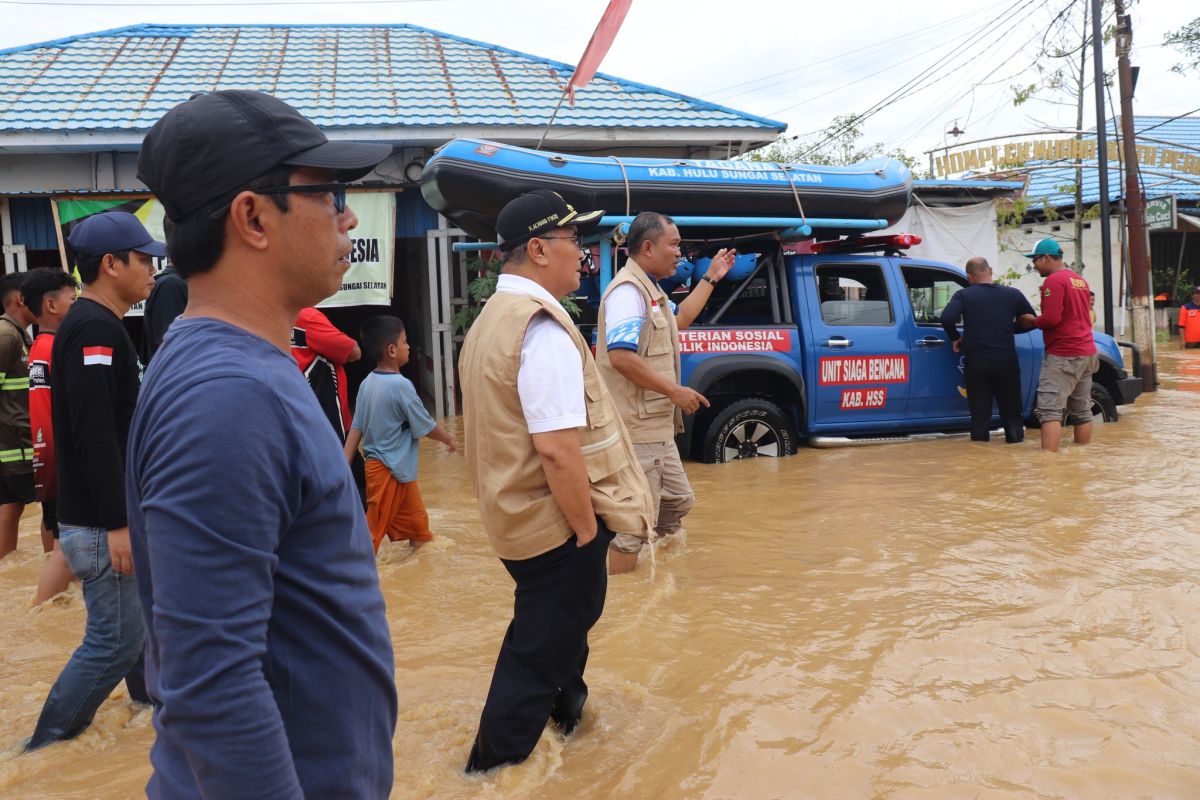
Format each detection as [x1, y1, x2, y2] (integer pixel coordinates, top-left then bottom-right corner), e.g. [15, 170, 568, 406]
[703, 0, 1011, 104]
[792, 0, 1044, 161]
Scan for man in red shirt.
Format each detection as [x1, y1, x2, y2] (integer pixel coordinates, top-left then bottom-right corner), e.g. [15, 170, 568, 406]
[22, 268, 78, 602]
[1178, 287, 1200, 350]
[1026, 239, 1098, 452]
[291, 307, 365, 504]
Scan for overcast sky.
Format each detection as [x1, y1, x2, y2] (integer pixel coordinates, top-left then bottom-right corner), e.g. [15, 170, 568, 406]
[1, 0, 1194, 166]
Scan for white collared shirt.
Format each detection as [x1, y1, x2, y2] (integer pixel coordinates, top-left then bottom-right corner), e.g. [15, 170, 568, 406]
[495, 274, 587, 434]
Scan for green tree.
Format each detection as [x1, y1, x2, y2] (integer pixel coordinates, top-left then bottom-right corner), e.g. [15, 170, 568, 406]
[1165, 17, 1200, 74]
[452, 254, 580, 334]
[745, 114, 922, 175]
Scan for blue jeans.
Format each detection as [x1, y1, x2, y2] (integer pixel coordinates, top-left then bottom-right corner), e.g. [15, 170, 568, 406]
[27, 524, 148, 750]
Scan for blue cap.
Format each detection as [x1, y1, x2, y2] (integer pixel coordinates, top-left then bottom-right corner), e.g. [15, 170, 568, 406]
[1023, 238, 1063, 259]
[67, 211, 167, 259]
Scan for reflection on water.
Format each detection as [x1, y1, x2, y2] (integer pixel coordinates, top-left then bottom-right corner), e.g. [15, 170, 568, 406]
[3, 354, 1200, 798]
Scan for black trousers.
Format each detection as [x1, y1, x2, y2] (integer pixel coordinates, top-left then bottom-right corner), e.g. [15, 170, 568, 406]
[964, 355, 1024, 443]
[466, 520, 613, 772]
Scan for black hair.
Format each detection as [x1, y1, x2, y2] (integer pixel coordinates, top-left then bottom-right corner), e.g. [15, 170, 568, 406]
[626, 212, 675, 255]
[166, 165, 292, 278]
[20, 268, 76, 317]
[75, 249, 130, 285]
[0, 271, 25, 307]
[360, 315, 406, 363]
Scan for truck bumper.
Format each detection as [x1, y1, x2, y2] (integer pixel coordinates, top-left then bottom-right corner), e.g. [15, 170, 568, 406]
[1114, 375, 1142, 405]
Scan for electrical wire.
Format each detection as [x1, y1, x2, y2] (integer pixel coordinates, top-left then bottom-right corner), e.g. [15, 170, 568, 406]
[790, 0, 1045, 161]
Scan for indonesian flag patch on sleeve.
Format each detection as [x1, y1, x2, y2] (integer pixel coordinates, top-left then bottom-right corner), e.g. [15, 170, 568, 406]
[83, 346, 114, 366]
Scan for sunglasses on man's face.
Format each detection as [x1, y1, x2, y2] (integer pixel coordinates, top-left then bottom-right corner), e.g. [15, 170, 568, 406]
[209, 183, 349, 219]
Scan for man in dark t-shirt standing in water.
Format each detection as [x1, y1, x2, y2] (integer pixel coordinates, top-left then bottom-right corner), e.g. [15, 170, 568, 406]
[941, 257, 1037, 444]
[27, 211, 161, 749]
[131, 90, 396, 798]
[1026, 239, 1098, 452]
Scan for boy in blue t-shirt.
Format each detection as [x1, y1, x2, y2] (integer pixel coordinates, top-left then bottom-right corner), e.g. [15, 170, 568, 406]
[345, 316, 457, 553]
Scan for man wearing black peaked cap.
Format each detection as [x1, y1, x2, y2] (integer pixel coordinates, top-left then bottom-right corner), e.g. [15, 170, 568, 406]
[459, 189, 654, 771]
[125, 90, 397, 798]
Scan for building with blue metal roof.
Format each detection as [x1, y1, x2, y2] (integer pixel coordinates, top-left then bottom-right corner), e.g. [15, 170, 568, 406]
[0, 22, 786, 414]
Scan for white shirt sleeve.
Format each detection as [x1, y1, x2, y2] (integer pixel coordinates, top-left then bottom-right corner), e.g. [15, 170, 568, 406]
[603, 283, 648, 350]
[517, 312, 588, 434]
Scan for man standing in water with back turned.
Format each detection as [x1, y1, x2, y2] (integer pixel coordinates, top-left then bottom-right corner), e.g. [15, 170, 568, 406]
[596, 211, 735, 573]
[459, 189, 653, 772]
[940, 256, 1036, 444]
[130, 90, 396, 797]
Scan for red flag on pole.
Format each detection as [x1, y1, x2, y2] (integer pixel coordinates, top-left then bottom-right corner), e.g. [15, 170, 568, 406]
[566, 0, 634, 106]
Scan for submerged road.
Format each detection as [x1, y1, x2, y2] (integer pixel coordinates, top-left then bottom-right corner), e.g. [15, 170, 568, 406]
[2, 352, 1198, 799]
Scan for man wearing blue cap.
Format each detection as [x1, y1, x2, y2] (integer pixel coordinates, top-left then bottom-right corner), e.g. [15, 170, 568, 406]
[1025, 238, 1098, 452]
[27, 210, 162, 749]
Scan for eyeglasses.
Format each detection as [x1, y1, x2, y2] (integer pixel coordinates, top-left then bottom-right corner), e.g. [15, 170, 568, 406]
[209, 182, 348, 219]
[537, 234, 586, 250]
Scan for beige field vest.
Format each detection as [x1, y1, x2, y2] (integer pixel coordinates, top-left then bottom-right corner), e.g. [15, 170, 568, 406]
[595, 258, 684, 444]
[460, 290, 654, 561]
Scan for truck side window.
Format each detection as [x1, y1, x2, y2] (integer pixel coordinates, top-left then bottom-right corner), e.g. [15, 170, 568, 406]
[901, 266, 968, 326]
[814, 263, 892, 325]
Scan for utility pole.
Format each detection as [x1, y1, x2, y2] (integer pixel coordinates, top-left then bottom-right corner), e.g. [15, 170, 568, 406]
[1114, 0, 1156, 391]
[1091, 0, 1114, 336]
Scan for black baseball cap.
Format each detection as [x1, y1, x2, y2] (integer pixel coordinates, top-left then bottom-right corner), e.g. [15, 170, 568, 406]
[496, 190, 604, 252]
[137, 90, 394, 220]
[67, 211, 167, 259]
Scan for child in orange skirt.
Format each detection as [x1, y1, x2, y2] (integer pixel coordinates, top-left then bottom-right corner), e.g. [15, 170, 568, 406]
[344, 316, 457, 553]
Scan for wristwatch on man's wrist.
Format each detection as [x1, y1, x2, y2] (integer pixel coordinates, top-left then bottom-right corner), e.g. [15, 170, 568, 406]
[701, 275, 718, 286]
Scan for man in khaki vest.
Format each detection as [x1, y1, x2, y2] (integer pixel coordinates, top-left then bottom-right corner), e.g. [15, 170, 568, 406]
[596, 212, 735, 573]
[459, 190, 654, 772]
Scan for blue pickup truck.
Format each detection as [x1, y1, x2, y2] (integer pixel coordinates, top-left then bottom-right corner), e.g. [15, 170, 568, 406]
[665, 234, 1142, 462]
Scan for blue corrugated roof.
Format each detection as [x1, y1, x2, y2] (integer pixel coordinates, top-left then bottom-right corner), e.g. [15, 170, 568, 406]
[1020, 116, 1200, 207]
[0, 23, 785, 135]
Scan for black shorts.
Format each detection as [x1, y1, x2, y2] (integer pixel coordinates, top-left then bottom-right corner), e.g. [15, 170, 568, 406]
[0, 471, 34, 505]
[42, 499, 59, 539]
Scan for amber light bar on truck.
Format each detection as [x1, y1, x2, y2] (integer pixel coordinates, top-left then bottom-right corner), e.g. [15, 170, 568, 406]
[788, 233, 923, 256]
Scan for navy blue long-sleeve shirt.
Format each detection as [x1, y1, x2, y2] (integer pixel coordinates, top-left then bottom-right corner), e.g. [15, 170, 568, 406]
[126, 317, 396, 799]
[940, 283, 1036, 361]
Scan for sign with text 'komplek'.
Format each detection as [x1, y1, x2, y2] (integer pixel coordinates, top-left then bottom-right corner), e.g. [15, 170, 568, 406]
[54, 192, 395, 311]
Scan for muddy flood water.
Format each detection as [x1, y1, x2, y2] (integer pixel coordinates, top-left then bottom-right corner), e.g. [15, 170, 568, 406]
[2, 352, 1200, 799]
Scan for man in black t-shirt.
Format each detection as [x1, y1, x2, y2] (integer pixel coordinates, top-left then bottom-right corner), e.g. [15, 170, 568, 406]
[28, 211, 162, 750]
[940, 257, 1037, 444]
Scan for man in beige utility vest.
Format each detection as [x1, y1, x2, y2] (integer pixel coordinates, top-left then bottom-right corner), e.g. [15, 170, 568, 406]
[597, 212, 735, 574]
[459, 189, 654, 773]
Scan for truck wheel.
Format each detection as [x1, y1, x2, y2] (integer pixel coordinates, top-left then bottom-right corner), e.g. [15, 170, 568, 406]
[1090, 383, 1118, 422]
[701, 398, 797, 463]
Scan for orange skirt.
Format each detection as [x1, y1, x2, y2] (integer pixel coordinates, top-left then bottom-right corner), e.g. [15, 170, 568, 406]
[364, 459, 432, 553]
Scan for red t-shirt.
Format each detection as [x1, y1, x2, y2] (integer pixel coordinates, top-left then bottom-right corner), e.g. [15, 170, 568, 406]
[1178, 303, 1200, 344]
[291, 307, 356, 437]
[28, 331, 56, 501]
[1036, 269, 1096, 357]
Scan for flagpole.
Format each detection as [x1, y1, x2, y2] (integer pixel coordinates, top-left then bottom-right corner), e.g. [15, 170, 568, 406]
[535, 88, 570, 151]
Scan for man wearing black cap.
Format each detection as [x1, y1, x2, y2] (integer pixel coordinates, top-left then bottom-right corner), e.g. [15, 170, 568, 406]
[27, 210, 161, 750]
[0, 271, 36, 561]
[129, 91, 396, 798]
[459, 189, 653, 772]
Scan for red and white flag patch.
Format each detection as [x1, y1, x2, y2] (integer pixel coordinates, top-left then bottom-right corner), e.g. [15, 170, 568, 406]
[83, 346, 113, 366]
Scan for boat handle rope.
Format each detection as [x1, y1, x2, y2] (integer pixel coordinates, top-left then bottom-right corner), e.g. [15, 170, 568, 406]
[609, 155, 633, 217]
[775, 163, 808, 227]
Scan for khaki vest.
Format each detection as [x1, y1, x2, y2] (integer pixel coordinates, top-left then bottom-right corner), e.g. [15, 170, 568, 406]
[595, 259, 684, 444]
[460, 290, 654, 561]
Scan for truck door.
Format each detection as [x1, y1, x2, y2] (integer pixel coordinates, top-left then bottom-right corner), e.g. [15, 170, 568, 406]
[899, 263, 971, 422]
[802, 260, 911, 430]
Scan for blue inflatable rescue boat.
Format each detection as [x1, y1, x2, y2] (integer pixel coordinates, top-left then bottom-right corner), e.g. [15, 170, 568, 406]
[421, 139, 913, 241]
